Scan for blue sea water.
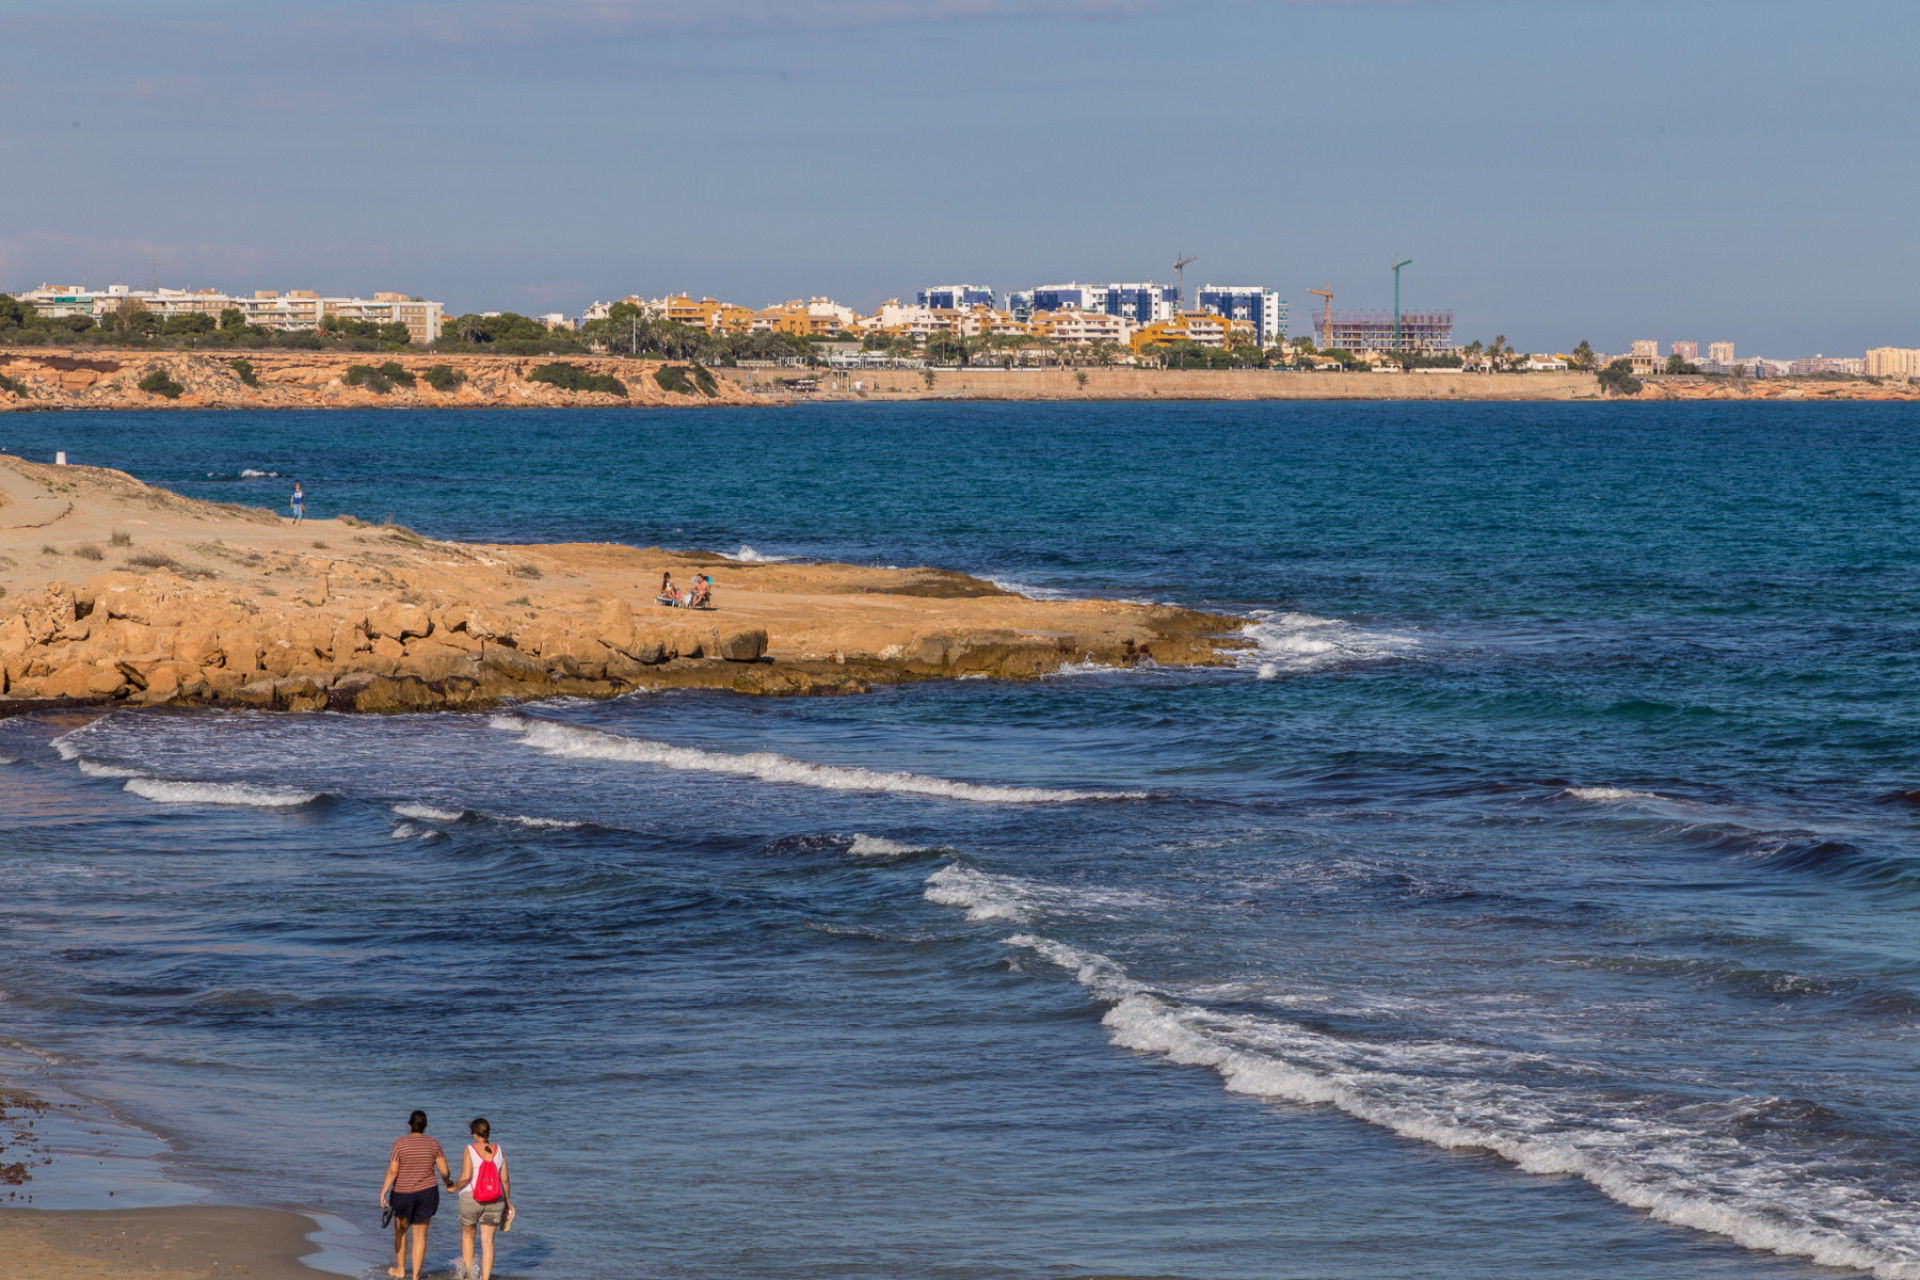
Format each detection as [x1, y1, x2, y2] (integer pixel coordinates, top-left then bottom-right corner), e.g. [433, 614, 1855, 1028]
[2, 401, 1919, 1279]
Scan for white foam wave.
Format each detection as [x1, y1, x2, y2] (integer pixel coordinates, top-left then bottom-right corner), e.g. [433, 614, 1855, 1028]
[848, 834, 930, 858]
[1004, 933, 1920, 1280]
[1240, 611, 1419, 677]
[123, 778, 320, 808]
[76, 758, 144, 779]
[922, 864, 1165, 923]
[496, 718, 1141, 804]
[987, 577, 1077, 601]
[393, 803, 466, 823]
[727, 545, 789, 563]
[238, 468, 280, 479]
[0, 756, 16, 766]
[1565, 786, 1664, 803]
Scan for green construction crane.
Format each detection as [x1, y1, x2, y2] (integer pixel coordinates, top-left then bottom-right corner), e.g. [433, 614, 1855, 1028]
[1391, 256, 1413, 352]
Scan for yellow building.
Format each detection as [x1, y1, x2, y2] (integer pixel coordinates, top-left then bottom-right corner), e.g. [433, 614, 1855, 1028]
[1130, 313, 1254, 351]
[1865, 347, 1920, 379]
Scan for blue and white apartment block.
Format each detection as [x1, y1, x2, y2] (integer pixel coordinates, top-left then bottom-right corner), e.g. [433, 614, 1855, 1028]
[916, 284, 996, 311]
[1195, 286, 1286, 343]
[1025, 282, 1178, 324]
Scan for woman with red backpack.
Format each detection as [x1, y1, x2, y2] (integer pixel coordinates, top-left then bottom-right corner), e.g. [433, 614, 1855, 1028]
[450, 1116, 512, 1280]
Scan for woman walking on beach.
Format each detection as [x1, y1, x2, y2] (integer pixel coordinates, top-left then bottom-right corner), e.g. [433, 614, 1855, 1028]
[379, 1110, 450, 1280]
[290, 482, 304, 525]
[451, 1116, 512, 1280]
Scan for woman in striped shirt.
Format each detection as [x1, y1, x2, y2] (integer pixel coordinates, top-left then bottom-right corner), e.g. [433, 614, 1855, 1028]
[380, 1110, 451, 1280]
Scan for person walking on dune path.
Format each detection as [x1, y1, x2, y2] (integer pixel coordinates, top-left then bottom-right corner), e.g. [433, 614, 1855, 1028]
[380, 1109, 450, 1280]
[290, 482, 305, 525]
[450, 1116, 512, 1280]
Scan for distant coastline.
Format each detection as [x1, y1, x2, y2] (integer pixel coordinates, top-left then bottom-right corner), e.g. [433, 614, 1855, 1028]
[1, 347, 1914, 411]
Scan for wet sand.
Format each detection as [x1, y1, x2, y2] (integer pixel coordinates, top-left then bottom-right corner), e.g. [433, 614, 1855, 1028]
[0, 1205, 324, 1279]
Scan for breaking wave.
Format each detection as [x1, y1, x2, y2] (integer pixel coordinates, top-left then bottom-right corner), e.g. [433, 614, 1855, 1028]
[847, 834, 935, 859]
[1240, 611, 1419, 678]
[1565, 786, 1666, 803]
[122, 778, 320, 808]
[988, 923, 1920, 1280]
[922, 863, 1165, 923]
[494, 717, 1143, 804]
[727, 545, 790, 563]
[391, 801, 584, 830]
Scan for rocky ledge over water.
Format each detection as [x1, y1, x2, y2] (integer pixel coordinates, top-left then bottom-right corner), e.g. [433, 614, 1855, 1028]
[0, 457, 1244, 713]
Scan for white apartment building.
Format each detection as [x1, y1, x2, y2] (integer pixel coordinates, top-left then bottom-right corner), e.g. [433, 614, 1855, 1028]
[19, 285, 443, 346]
[1029, 309, 1134, 346]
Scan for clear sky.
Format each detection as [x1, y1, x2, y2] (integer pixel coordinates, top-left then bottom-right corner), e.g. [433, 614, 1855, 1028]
[2, 0, 1913, 355]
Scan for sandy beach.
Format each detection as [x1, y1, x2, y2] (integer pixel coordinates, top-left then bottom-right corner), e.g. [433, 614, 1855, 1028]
[0, 1206, 323, 1280]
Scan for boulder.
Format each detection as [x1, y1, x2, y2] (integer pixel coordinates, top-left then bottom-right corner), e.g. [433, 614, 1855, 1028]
[717, 628, 769, 662]
[366, 601, 433, 641]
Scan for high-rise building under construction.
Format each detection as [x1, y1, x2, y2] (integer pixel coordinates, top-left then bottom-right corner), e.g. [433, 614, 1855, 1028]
[1326, 309, 1453, 353]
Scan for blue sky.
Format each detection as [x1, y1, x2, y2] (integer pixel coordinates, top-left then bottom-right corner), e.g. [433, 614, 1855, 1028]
[1, 0, 1913, 354]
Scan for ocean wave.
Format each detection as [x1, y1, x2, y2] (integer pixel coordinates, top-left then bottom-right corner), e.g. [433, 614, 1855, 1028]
[1565, 786, 1665, 803]
[0, 756, 19, 767]
[987, 577, 1078, 601]
[392, 803, 466, 823]
[847, 834, 934, 858]
[922, 863, 1165, 923]
[727, 545, 789, 563]
[1004, 932, 1920, 1280]
[392, 801, 584, 830]
[389, 821, 442, 841]
[123, 778, 321, 808]
[75, 758, 145, 779]
[1240, 611, 1419, 678]
[495, 717, 1143, 804]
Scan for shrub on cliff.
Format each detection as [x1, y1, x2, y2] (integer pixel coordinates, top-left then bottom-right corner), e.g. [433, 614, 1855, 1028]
[137, 369, 184, 399]
[0, 373, 28, 399]
[423, 364, 466, 391]
[533, 363, 626, 397]
[655, 364, 723, 397]
[230, 358, 259, 387]
[378, 361, 416, 388]
[1597, 360, 1643, 396]
[343, 364, 392, 394]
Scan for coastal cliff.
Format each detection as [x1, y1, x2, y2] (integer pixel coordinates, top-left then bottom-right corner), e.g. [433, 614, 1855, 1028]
[0, 349, 753, 410]
[0, 458, 1244, 713]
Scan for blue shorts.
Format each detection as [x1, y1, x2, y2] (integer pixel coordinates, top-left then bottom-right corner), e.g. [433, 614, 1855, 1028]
[390, 1184, 439, 1222]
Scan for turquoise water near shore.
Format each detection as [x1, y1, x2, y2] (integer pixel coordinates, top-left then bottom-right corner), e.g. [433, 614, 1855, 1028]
[2, 402, 1919, 1278]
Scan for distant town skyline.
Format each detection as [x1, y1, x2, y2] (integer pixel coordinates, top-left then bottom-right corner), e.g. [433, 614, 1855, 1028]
[2, 0, 1913, 355]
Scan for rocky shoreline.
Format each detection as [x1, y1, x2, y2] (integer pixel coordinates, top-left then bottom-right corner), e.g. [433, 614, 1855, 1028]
[0, 457, 1245, 714]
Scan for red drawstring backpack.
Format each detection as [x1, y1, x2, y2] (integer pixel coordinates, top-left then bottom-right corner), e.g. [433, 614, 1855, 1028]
[472, 1147, 504, 1204]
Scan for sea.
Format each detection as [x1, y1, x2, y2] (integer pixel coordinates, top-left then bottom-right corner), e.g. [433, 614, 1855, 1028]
[1, 400, 1918, 1280]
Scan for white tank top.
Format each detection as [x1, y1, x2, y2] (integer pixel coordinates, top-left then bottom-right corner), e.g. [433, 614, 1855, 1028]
[466, 1143, 504, 1197]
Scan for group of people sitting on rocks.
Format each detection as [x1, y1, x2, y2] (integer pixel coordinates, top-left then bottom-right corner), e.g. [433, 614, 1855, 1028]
[656, 571, 713, 610]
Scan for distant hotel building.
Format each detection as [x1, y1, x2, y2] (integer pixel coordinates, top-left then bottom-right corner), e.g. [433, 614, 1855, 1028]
[20, 284, 443, 346]
[1195, 286, 1285, 344]
[1670, 340, 1699, 363]
[1629, 339, 1661, 376]
[1708, 341, 1735, 365]
[916, 284, 994, 311]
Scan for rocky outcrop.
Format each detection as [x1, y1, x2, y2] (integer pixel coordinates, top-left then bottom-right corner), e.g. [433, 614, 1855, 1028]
[0, 456, 1246, 714]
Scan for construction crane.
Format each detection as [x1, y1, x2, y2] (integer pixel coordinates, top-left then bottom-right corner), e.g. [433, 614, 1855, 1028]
[1390, 257, 1413, 352]
[1173, 253, 1196, 309]
[1308, 283, 1333, 349]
